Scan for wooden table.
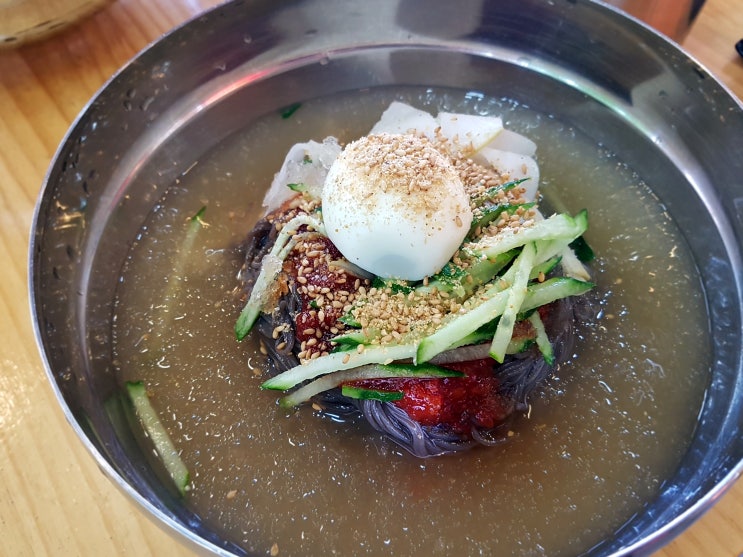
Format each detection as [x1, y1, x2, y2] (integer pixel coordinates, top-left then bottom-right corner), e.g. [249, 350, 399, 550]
[1, 1, 741, 555]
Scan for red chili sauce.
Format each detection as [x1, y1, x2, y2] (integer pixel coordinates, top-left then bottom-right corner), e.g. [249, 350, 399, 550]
[349, 359, 511, 435]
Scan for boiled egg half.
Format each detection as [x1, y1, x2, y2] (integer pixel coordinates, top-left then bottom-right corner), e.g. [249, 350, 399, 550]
[322, 132, 472, 281]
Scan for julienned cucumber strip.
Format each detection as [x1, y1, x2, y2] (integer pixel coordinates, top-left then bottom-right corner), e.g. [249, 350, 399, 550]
[529, 255, 561, 280]
[126, 381, 190, 496]
[262, 343, 418, 391]
[417, 290, 509, 363]
[333, 214, 573, 341]
[445, 325, 536, 355]
[559, 245, 591, 281]
[190, 206, 207, 227]
[335, 247, 520, 348]
[415, 259, 522, 363]
[520, 277, 594, 313]
[268, 276, 591, 400]
[417, 277, 593, 363]
[569, 235, 595, 263]
[470, 210, 587, 261]
[331, 329, 368, 346]
[467, 249, 519, 289]
[528, 311, 555, 365]
[235, 213, 326, 340]
[255, 211, 591, 395]
[280, 362, 463, 407]
[489, 242, 536, 363]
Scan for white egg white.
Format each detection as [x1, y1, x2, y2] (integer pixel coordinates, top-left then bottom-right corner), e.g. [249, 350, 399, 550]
[322, 133, 472, 281]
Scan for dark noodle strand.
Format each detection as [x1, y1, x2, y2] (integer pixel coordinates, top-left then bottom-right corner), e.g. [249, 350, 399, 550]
[470, 414, 520, 447]
[238, 217, 276, 289]
[240, 216, 302, 373]
[314, 389, 366, 421]
[308, 386, 480, 457]
[254, 315, 299, 375]
[497, 297, 578, 403]
[275, 283, 302, 354]
[357, 399, 478, 458]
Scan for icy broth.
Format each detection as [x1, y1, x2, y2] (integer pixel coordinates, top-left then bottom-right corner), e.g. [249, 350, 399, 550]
[113, 88, 710, 556]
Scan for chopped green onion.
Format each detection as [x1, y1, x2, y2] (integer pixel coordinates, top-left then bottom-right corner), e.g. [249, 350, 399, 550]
[471, 178, 530, 207]
[190, 205, 207, 226]
[569, 235, 595, 263]
[469, 202, 536, 236]
[280, 102, 302, 119]
[341, 385, 404, 402]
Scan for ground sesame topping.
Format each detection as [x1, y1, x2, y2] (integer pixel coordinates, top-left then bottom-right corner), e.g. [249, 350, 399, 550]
[325, 132, 470, 228]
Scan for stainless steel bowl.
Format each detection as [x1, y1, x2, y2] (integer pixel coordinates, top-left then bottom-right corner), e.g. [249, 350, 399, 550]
[29, 0, 743, 555]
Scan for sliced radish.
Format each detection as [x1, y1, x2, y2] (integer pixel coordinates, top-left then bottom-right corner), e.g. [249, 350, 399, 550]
[475, 147, 540, 201]
[369, 101, 439, 139]
[435, 112, 504, 155]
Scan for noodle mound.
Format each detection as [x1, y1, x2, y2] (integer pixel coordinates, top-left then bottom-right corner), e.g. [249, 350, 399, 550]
[239, 215, 593, 458]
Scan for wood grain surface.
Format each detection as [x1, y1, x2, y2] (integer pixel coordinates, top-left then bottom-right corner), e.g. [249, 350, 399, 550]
[1, 1, 741, 556]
